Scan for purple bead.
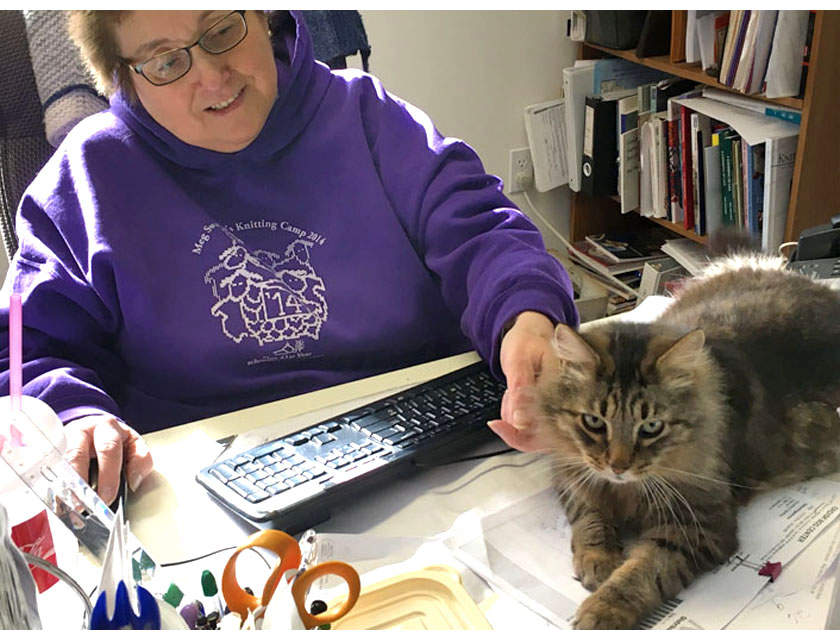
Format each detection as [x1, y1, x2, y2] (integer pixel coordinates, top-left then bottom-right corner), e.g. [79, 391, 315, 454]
[179, 601, 205, 629]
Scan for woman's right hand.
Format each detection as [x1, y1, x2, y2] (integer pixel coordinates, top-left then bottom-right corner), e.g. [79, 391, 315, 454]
[64, 414, 154, 504]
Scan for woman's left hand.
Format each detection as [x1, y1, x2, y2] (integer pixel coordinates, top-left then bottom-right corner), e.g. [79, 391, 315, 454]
[488, 311, 558, 452]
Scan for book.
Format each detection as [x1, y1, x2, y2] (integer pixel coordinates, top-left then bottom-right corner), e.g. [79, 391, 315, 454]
[584, 231, 667, 264]
[703, 142, 723, 236]
[719, 10, 746, 86]
[568, 240, 650, 276]
[765, 11, 810, 99]
[732, 10, 760, 92]
[660, 238, 711, 275]
[747, 10, 779, 95]
[617, 93, 640, 213]
[639, 120, 655, 217]
[799, 11, 817, 98]
[653, 113, 670, 219]
[690, 112, 712, 235]
[732, 137, 744, 227]
[762, 134, 798, 253]
[679, 104, 695, 230]
[666, 99, 683, 223]
[717, 128, 738, 226]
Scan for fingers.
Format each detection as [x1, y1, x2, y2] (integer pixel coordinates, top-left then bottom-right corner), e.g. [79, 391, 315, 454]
[91, 418, 124, 505]
[64, 415, 154, 503]
[487, 419, 552, 453]
[64, 422, 95, 483]
[123, 425, 154, 492]
[500, 386, 538, 429]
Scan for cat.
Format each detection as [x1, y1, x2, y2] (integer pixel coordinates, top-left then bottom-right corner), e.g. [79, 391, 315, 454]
[531, 253, 840, 629]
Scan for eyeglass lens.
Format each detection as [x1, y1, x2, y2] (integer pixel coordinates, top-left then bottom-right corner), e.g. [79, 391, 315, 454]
[141, 12, 247, 85]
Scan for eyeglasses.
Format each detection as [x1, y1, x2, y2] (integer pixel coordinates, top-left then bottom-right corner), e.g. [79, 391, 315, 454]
[127, 10, 248, 86]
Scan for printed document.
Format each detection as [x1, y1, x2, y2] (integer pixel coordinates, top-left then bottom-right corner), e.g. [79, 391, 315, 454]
[446, 478, 840, 629]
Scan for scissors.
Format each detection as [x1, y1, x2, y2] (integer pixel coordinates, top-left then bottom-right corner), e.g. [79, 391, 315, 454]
[221, 529, 360, 629]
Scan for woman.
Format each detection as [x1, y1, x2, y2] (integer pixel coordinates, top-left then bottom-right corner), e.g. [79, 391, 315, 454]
[0, 10, 576, 503]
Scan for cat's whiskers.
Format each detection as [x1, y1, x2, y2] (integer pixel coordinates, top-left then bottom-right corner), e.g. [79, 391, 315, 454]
[649, 474, 698, 564]
[652, 464, 759, 490]
[651, 473, 707, 555]
[556, 466, 596, 505]
[639, 478, 662, 532]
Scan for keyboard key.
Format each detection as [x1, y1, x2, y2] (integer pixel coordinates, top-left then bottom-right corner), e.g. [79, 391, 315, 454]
[229, 478, 259, 499]
[246, 490, 270, 503]
[312, 433, 337, 446]
[238, 461, 260, 474]
[232, 454, 254, 466]
[267, 482, 290, 495]
[285, 435, 309, 446]
[208, 467, 239, 484]
[323, 422, 342, 432]
[246, 469, 270, 483]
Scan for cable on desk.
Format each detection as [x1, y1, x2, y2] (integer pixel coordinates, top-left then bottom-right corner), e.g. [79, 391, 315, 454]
[412, 447, 515, 468]
[160, 545, 272, 570]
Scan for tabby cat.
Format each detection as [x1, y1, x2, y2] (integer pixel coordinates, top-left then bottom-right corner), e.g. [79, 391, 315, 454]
[533, 254, 840, 629]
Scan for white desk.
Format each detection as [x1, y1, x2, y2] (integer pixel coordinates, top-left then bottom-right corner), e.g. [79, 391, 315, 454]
[129, 351, 551, 564]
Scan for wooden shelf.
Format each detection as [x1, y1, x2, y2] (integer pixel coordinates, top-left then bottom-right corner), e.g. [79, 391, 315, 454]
[605, 196, 709, 245]
[647, 217, 708, 245]
[582, 43, 804, 111]
[571, 12, 840, 253]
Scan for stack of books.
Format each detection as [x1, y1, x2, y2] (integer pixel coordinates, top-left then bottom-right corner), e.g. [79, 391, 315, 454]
[559, 229, 678, 315]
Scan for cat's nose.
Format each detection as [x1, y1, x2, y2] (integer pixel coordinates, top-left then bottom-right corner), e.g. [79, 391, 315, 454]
[610, 464, 627, 476]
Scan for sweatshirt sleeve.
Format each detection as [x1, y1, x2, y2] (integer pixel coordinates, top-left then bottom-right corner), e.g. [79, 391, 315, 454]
[359, 78, 579, 377]
[0, 166, 125, 425]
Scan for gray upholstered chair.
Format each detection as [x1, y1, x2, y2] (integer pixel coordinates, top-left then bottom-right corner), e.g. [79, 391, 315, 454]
[0, 10, 54, 263]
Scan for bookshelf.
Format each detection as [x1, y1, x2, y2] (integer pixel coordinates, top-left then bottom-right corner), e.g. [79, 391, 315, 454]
[569, 10, 840, 250]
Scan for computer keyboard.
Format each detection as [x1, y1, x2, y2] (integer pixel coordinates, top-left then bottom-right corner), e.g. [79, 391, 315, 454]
[196, 362, 506, 533]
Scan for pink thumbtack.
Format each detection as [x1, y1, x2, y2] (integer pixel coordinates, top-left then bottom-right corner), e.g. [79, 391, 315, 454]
[759, 561, 782, 582]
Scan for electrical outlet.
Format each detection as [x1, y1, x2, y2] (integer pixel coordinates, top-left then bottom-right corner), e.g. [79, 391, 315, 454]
[508, 147, 533, 194]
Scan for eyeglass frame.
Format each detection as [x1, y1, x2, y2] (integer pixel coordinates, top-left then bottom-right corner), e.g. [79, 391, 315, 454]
[123, 10, 249, 87]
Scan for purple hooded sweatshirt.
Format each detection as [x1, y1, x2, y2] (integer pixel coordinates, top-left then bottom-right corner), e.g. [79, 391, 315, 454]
[0, 11, 577, 433]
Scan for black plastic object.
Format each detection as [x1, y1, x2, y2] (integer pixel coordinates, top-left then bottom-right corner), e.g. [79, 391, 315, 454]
[584, 11, 649, 50]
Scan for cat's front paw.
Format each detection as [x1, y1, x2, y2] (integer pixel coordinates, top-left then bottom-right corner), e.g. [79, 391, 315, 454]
[574, 590, 637, 630]
[573, 546, 623, 591]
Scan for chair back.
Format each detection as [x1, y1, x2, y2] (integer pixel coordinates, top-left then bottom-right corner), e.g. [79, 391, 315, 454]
[0, 10, 54, 262]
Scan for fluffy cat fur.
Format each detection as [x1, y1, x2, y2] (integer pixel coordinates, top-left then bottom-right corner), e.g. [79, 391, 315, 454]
[533, 254, 840, 629]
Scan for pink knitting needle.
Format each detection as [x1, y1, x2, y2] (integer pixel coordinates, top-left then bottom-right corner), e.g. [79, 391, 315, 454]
[9, 292, 22, 415]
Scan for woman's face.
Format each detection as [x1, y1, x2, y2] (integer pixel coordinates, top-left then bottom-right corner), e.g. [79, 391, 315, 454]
[115, 10, 278, 153]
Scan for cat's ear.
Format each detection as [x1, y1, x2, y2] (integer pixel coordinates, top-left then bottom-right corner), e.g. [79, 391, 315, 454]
[552, 324, 600, 368]
[654, 329, 706, 388]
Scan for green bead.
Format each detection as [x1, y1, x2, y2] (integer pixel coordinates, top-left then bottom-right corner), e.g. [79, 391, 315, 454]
[162, 582, 184, 607]
[201, 569, 218, 597]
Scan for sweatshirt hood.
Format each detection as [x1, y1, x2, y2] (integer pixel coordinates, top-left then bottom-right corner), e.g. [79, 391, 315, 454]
[109, 10, 331, 171]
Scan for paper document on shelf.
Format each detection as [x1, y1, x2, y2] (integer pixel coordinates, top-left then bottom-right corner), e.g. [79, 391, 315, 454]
[446, 478, 840, 630]
[673, 96, 799, 146]
[524, 99, 569, 192]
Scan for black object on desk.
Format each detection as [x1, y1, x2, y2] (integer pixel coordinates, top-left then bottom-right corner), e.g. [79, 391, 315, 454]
[88, 459, 128, 514]
[196, 362, 506, 534]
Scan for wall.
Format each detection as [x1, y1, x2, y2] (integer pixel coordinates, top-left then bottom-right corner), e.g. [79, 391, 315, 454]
[349, 10, 578, 252]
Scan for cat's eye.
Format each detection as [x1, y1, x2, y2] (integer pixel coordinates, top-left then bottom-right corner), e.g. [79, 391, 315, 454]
[581, 413, 606, 433]
[638, 419, 665, 438]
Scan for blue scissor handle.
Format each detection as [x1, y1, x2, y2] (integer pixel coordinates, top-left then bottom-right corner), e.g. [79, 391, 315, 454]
[90, 581, 161, 630]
